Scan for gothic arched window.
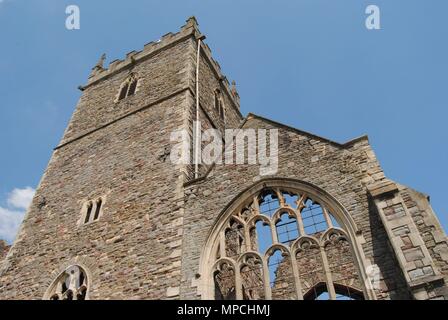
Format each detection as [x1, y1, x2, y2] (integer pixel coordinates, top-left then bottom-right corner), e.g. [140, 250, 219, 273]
[203, 184, 370, 300]
[214, 89, 225, 121]
[81, 197, 104, 225]
[117, 74, 139, 101]
[46, 265, 89, 300]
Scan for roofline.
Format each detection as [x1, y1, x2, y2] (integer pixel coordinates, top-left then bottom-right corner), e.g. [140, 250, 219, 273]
[245, 112, 369, 148]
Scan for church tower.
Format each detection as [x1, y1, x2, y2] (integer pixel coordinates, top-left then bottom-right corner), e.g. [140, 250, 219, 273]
[1, 17, 447, 300]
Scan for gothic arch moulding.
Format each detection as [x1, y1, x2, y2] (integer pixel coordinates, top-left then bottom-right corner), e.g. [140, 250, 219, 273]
[198, 178, 376, 300]
[42, 258, 95, 300]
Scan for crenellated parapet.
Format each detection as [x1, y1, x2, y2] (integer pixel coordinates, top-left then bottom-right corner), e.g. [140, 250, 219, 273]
[83, 17, 240, 110]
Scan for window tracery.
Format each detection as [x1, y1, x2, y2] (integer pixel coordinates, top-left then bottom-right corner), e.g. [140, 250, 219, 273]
[47, 265, 88, 300]
[210, 187, 366, 300]
[117, 74, 139, 101]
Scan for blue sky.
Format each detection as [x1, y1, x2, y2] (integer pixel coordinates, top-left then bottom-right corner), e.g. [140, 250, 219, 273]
[0, 0, 446, 243]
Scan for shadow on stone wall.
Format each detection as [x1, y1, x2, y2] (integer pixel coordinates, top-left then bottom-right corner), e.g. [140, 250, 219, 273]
[368, 196, 412, 300]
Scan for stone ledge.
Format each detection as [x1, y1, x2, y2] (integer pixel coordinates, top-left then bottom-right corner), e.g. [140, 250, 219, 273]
[367, 180, 399, 198]
[408, 274, 445, 289]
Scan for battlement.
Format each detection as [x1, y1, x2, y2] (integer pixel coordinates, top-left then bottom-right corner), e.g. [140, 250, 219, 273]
[84, 17, 240, 109]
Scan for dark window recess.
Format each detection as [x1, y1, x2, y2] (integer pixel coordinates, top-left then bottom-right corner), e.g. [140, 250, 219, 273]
[84, 203, 93, 224]
[94, 199, 102, 220]
[119, 83, 129, 100]
[128, 79, 138, 96]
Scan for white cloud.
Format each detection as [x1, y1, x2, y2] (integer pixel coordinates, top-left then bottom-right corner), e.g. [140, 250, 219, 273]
[7, 187, 35, 210]
[0, 187, 35, 244]
[0, 207, 25, 244]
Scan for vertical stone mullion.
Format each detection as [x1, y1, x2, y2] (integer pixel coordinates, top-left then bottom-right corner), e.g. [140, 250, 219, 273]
[219, 231, 226, 258]
[252, 195, 260, 215]
[323, 207, 333, 229]
[275, 189, 284, 207]
[235, 266, 243, 300]
[290, 251, 304, 300]
[89, 202, 97, 223]
[270, 220, 279, 245]
[262, 258, 272, 300]
[295, 208, 306, 236]
[296, 194, 307, 236]
[244, 225, 251, 252]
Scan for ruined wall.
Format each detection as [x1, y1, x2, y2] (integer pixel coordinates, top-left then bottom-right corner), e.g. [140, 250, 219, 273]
[0, 17, 246, 300]
[0, 21, 198, 299]
[0, 17, 446, 300]
[367, 182, 448, 300]
[180, 116, 412, 300]
[0, 93, 189, 299]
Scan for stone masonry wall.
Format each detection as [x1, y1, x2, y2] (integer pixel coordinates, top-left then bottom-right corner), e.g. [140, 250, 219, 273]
[1, 17, 446, 300]
[0, 93, 188, 299]
[180, 115, 412, 300]
[61, 38, 192, 146]
[0, 24, 198, 298]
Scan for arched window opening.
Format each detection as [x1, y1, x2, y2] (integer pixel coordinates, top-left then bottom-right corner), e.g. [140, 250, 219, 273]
[334, 284, 364, 300]
[119, 82, 129, 100]
[268, 249, 296, 300]
[118, 74, 139, 101]
[304, 282, 329, 300]
[282, 192, 299, 208]
[316, 291, 331, 300]
[84, 202, 93, 224]
[258, 190, 280, 217]
[250, 220, 272, 254]
[127, 78, 138, 96]
[324, 230, 364, 298]
[275, 212, 299, 246]
[208, 185, 368, 300]
[301, 199, 328, 235]
[240, 255, 265, 300]
[214, 89, 225, 121]
[219, 105, 225, 121]
[225, 219, 245, 259]
[94, 198, 102, 221]
[214, 89, 221, 111]
[296, 239, 326, 297]
[214, 261, 236, 300]
[46, 265, 89, 300]
[304, 283, 364, 300]
[81, 197, 105, 225]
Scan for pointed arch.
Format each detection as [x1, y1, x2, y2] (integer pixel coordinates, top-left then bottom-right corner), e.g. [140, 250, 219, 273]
[116, 73, 140, 102]
[43, 264, 90, 300]
[198, 178, 376, 300]
[304, 282, 365, 300]
[214, 88, 225, 121]
[213, 258, 237, 300]
[238, 252, 266, 300]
